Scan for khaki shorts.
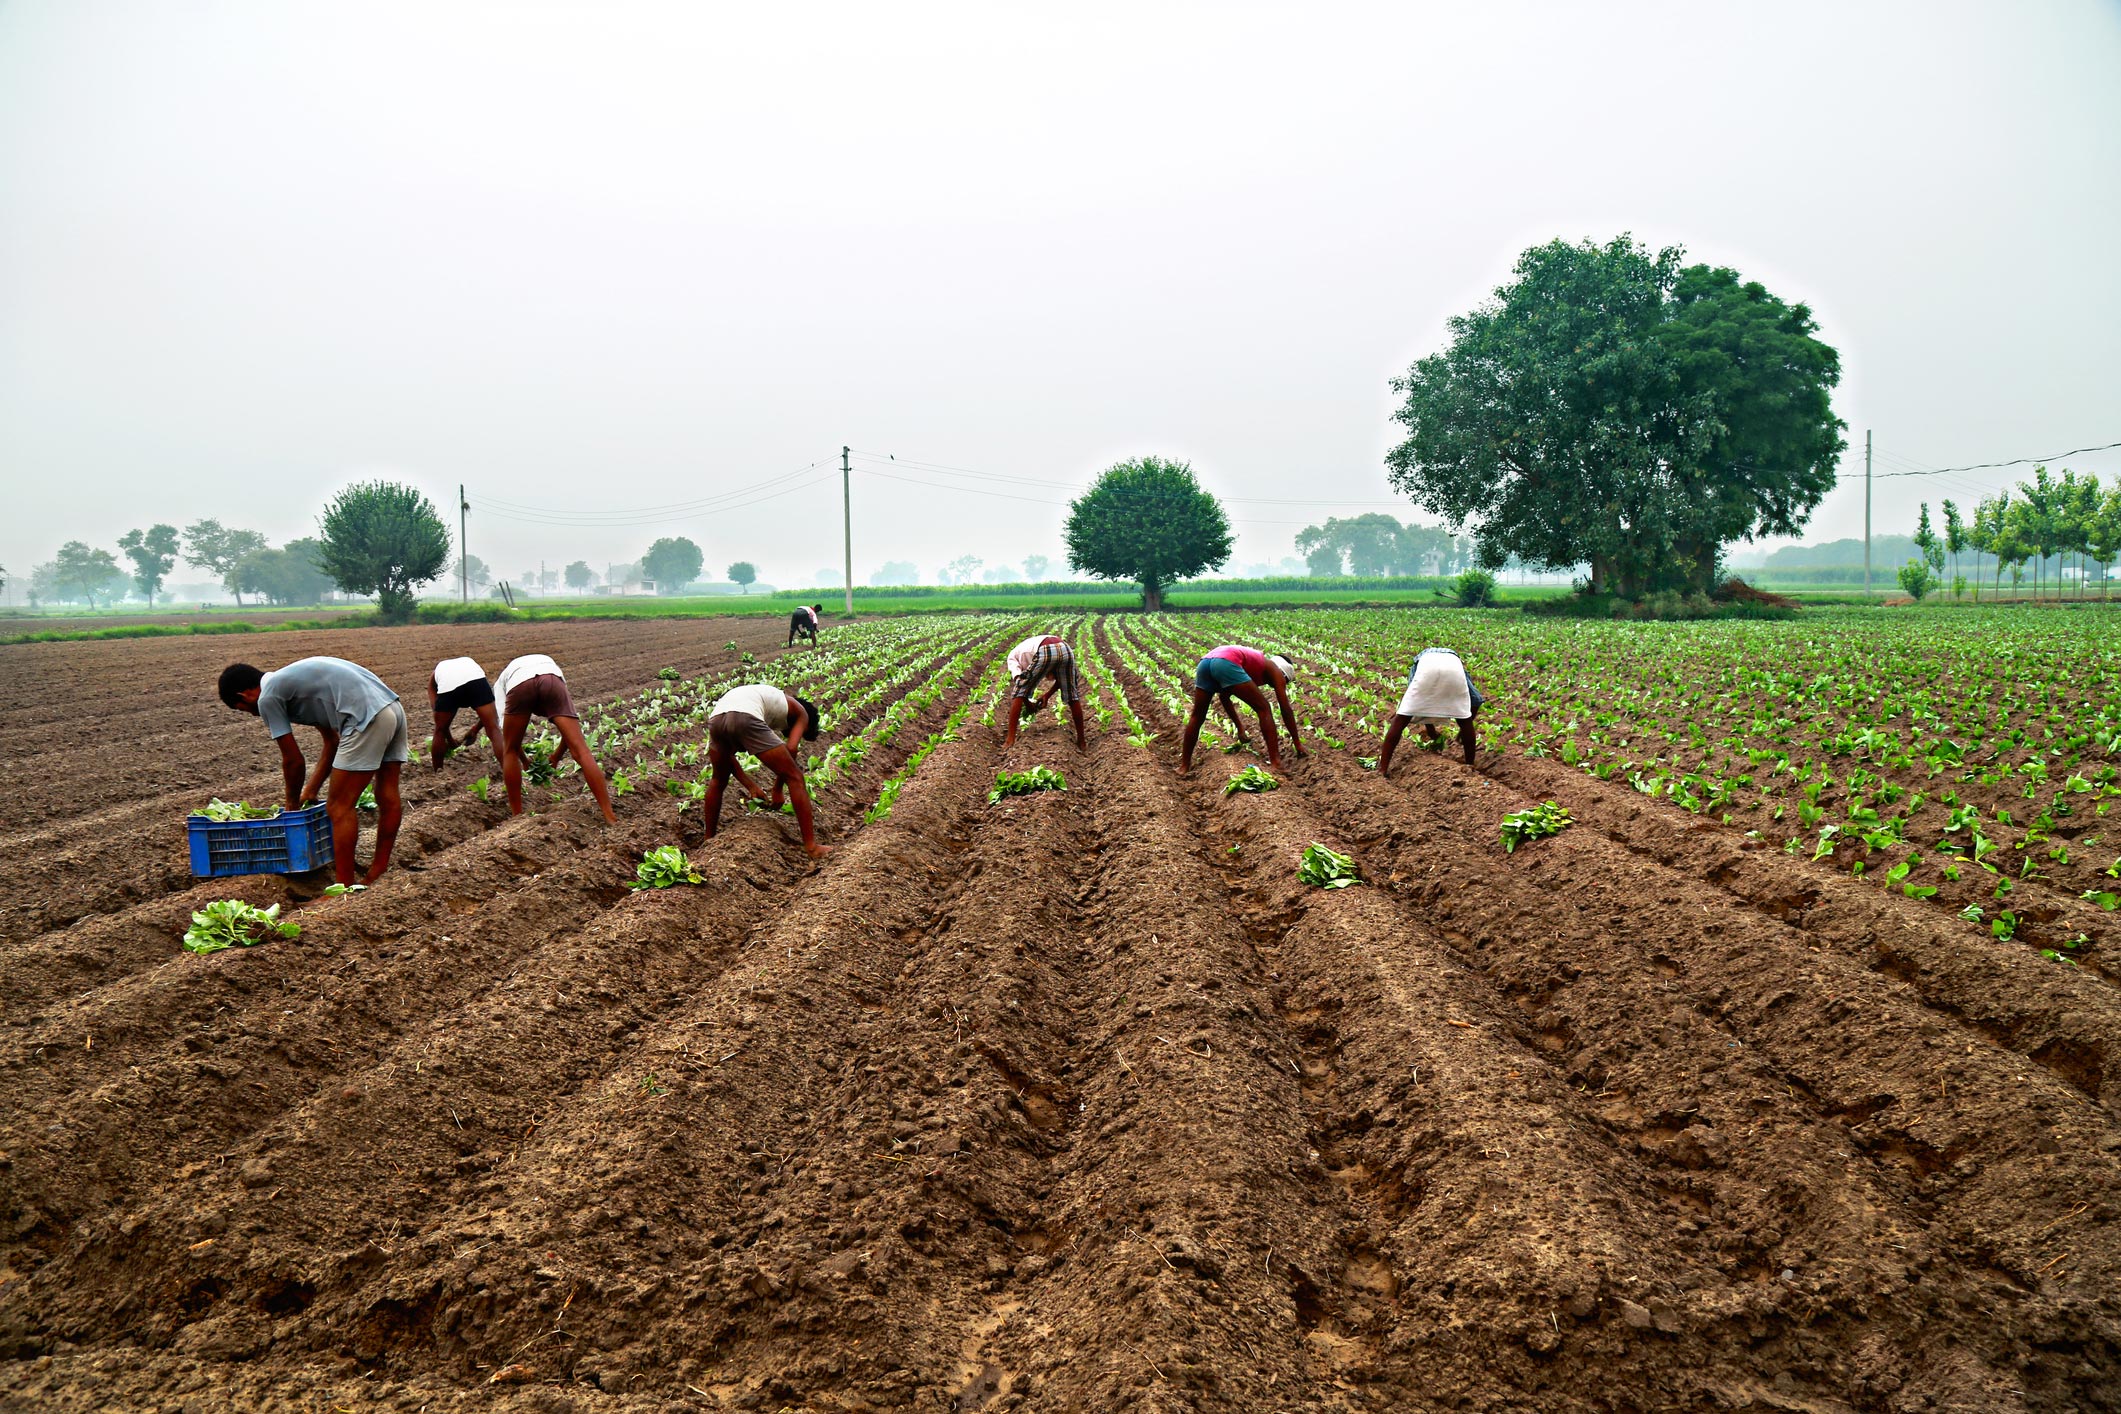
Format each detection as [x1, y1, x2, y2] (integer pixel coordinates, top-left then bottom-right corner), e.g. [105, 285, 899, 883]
[710, 710, 787, 758]
[335, 700, 411, 773]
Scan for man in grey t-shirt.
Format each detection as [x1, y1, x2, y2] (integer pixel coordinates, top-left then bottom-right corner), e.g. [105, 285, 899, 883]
[217, 657, 409, 886]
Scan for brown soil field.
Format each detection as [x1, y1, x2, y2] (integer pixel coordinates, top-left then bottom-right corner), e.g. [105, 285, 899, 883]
[3, 612, 2120, 1412]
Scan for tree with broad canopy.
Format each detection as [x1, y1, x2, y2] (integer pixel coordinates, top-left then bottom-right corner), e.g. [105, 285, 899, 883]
[118, 524, 181, 605]
[315, 481, 451, 623]
[1386, 235, 1845, 599]
[641, 537, 703, 594]
[1065, 456, 1232, 612]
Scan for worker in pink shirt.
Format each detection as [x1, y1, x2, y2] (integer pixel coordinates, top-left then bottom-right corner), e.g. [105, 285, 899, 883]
[1181, 645, 1304, 774]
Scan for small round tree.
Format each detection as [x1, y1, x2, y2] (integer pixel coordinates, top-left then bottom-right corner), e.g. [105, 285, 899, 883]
[727, 560, 758, 594]
[564, 560, 594, 591]
[315, 480, 451, 623]
[1064, 456, 1232, 611]
[642, 537, 704, 594]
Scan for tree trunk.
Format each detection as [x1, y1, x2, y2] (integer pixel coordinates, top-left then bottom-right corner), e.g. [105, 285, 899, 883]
[1142, 579, 1164, 613]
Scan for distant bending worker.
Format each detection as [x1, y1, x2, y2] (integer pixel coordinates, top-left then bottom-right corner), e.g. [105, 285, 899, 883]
[1181, 645, 1304, 774]
[217, 656, 407, 887]
[494, 654, 618, 823]
[1379, 646, 1484, 772]
[427, 656, 499, 769]
[1002, 632, 1088, 751]
[789, 602, 825, 647]
[702, 682, 830, 857]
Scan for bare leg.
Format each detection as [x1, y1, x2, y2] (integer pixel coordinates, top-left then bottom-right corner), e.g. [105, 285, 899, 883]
[363, 762, 403, 883]
[1003, 695, 1027, 747]
[760, 743, 829, 858]
[326, 766, 377, 887]
[1179, 689, 1214, 773]
[1068, 699, 1088, 750]
[501, 714, 531, 815]
[702, 741, 736, 839]
[553, 715, 616, 823]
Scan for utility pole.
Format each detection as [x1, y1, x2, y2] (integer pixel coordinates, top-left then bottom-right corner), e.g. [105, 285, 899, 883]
[841, 445, 854, 615]
[460, 484, 469, 603]
[1862, 431, 1872, 598]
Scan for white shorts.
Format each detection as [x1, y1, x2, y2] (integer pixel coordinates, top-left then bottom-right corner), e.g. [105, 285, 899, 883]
[335, 701, 411, 773]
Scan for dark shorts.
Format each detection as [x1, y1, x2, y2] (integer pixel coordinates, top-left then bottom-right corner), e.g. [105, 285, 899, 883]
[1194, 656, 1252, 693]
[1011, 642, 1081, 704]
[710, 710, 788, 758]
[435, 678, 495, 712]
[504, 673, 577, 721]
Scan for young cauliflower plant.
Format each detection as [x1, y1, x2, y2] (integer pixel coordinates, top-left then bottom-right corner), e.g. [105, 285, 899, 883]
[630, 845, 705, 889]
[1500, 801, 1573, 854]
[184, 900, 300, 954]
[989, 767, 1067, 803]
[1223, 765, 1278, 797]
[1298, 843, 1361, 889]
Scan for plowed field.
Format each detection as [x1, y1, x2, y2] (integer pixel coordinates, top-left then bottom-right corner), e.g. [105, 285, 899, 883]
[3, 608, 2120, 1413]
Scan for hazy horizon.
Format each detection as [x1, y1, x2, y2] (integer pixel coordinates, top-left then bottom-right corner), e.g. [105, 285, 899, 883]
[4, 1, 2118, 599]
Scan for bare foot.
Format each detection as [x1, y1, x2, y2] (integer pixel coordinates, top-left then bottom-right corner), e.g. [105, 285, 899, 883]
[804, 843, 833, 859]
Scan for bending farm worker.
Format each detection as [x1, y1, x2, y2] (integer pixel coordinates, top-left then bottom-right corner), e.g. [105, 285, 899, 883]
[788, 602, 825, 647]
[494, 654, 618, 823]
[1181, 645, 1305, 774]
[1002, 632, 1088, 751]
[427, 656, 499, 769]
[1379, 646, 1485, 772]
[217, 656, 408, 887]
[702, 682, 831, 858]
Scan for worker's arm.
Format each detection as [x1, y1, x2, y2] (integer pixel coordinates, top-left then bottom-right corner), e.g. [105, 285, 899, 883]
[782, 695, 811, 761]
[1271, 675, 1307, 758]
[1378, 715, 1410, 778]
[302, 730, 336, 805]
[276, 734, 307, 809]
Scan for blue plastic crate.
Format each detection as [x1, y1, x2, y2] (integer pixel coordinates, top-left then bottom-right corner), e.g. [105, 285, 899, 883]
[187, 804, 334, 877]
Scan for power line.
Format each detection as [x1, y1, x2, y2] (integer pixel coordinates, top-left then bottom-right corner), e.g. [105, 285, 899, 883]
[1872, 439, 2121, 480]
[478, 459, 835, 520]
[477, 473, 838, 529]
[851, 448, 1410, 509]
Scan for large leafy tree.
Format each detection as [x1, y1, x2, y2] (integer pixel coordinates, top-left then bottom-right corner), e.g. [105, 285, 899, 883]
[117, 524, 181, 605]
[1065, 456, 1232, 611]
[727, 560, 757, 593]
[54, 541, 124, 606]
[315, 480, 451, 623]
[237, 539, 335, 605]
[564, 560, 594, 591]
[182, 518, 271, 605]
[641, 536, 703, 594]
[1386, 236, 1846, 598]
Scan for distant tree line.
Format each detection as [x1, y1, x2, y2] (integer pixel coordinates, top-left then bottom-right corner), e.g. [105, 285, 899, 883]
[22, 520, 341, 609]
[1898, 468, 2120, 601]
[1292, 513, 1476, 577]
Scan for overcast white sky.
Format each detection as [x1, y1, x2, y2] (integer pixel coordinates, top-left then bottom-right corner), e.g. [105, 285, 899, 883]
[3, 1, 2117, 593]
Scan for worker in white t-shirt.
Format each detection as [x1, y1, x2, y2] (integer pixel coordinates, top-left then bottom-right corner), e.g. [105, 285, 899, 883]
[704, 682, 830, 858]
[492, 654, 618, 823]
[427, 656, 498, 769]
[1379, 647, 1486, 772]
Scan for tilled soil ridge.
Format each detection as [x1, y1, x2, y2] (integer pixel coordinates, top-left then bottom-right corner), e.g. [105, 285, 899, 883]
[1, 614, 2119, 1411]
